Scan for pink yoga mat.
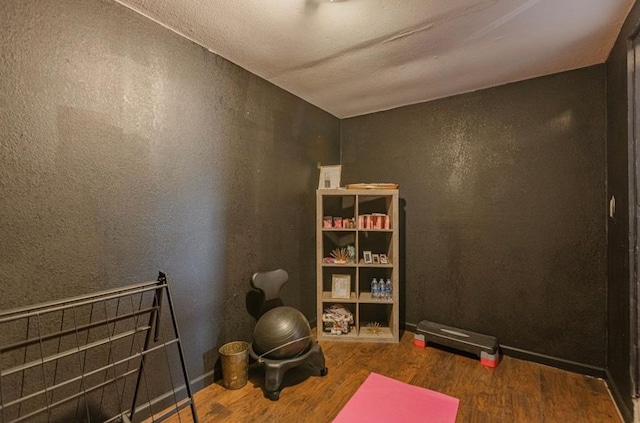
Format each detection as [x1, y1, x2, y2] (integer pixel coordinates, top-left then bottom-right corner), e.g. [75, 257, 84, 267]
[333, 372, 459, 423]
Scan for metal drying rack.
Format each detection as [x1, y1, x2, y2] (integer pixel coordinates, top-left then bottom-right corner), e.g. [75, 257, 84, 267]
[0, 272, 198, 423]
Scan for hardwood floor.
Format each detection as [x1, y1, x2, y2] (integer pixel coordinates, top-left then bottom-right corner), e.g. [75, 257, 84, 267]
[156, 331, 621, 423]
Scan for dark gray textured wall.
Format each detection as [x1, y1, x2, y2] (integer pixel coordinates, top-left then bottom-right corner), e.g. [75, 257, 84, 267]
[342, 66, 607, 368]
[606, 0, 640, 419]
[0, 0, 339, 395]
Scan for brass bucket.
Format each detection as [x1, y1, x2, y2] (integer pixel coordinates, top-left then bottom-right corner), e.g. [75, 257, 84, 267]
[218, 341, 250, 390]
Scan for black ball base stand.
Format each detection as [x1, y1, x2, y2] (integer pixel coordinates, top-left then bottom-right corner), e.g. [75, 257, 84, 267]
[249, 341, 328, 401]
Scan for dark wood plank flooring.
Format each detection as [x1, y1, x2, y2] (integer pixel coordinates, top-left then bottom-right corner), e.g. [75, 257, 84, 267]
[156, 330, 621, 423]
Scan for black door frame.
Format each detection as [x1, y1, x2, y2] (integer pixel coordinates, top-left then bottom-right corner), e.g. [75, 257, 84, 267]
[630, 30, 640, 397]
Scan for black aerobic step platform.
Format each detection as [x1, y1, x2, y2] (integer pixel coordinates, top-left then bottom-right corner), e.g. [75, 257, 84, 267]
[413, 320, 500, 367]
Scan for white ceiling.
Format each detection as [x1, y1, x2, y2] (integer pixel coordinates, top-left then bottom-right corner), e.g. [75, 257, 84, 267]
[115, 0, 634, 118]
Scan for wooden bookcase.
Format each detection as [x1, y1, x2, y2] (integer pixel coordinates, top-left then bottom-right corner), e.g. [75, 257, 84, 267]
[316, 188, 399, 343]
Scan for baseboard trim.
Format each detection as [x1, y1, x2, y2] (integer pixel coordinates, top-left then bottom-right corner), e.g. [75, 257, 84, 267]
[605, 368, 633, 423]
[128, 370, 214, 420]
[497, 345, 605, 377]
[191, 369, 215, 390]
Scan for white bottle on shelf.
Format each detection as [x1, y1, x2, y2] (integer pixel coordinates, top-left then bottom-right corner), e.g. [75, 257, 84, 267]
[371, 278, 378, 299]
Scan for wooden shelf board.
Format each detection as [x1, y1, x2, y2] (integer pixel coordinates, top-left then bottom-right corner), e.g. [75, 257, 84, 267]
[318, 331, 359, 341]
[358, 292, 394, 303]
[358, 326, 394, 339]
[357, 228, 393, 232]
[357, 261, 393, 268]
[322, 263, 358, 268]
[321, 291, 357, 302]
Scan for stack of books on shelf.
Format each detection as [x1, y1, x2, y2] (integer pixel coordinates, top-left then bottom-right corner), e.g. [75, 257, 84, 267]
[322, 304, 354, 335]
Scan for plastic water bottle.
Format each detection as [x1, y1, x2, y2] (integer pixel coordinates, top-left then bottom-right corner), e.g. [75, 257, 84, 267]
[371, 278, 379, 299]
[385, 279, 392, 300]
[381, 278, 388, 300]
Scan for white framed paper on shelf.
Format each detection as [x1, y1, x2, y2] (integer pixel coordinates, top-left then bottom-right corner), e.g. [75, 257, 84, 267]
[331, 274, 351, 299]
[318, 165, 342, 189]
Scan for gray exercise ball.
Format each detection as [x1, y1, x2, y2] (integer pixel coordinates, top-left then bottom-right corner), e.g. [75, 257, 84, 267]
[253, 306, 312, 359]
